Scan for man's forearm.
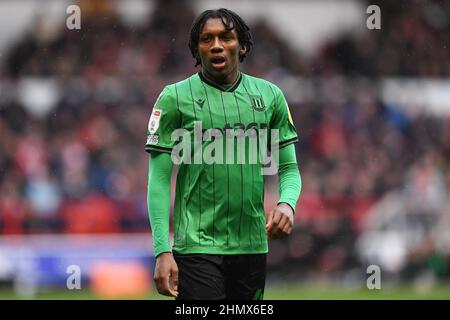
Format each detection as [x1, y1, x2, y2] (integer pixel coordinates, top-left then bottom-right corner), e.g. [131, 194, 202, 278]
[147, 152, 173, 257]
[277, 144, 302, 213]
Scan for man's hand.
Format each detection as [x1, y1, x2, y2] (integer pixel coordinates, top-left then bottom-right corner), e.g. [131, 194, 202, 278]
[154, 252, 179, 298]
[265, 203, 294, 240]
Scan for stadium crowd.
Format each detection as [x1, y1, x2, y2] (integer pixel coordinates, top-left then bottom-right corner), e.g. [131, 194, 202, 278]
[0, 0, 449, 282]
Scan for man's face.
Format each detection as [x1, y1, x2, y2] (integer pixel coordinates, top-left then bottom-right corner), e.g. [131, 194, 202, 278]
[197, 18, 246, 82]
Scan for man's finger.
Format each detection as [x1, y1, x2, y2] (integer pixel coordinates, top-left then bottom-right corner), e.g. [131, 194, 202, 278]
[164, 273, 178, 297]
[155, 277, 167, 295]
[167, 288, 178, 297]
[268, 211, 282, 233]
[282, 221, 292, 235]
[155, 275, 175, 297]
[163, 286, 177, 297]
[171, 268, 179, 292]
[271, 228, 285, 239]
[275, 223, 292, 238]
[277, 214, 289, 233]
[271, 218, 292, 239]
[269, 217, 285, 238]
[287, 225, 293, 235]
[265, 209, 275, 229]
[268, 225, 279, 238]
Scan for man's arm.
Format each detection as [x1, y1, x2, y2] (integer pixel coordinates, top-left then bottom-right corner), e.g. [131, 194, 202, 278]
[148, 151, 173, 255]
[147, 151, 178, 297]
[277, 143, 302, 213]
[266, 143, 302, 239]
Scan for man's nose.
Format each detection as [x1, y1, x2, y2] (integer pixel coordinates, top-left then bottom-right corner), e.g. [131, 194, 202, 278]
[211, 37, 223, 52]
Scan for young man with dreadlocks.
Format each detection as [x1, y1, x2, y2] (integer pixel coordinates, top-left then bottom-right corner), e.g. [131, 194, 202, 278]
[145, 8, 302, 300]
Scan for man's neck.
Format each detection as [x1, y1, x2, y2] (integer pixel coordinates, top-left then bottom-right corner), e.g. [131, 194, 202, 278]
[201, 70, 241, 90]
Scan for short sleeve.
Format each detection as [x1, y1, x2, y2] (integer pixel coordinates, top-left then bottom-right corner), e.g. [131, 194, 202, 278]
[270, 85, 299, 148]
[145, 86, 181, 154]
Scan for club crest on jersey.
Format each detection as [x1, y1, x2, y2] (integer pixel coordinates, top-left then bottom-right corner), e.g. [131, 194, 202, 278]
[148, 108, 161, 134]
[250, 95, 265, 112]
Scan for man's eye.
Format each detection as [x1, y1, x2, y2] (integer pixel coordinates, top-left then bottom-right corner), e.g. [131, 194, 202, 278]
[201, 36, 211, 42]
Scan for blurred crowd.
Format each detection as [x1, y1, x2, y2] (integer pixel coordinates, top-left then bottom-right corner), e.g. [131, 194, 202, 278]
[321, 0, 450, 77]
[0, 0, 449, 282]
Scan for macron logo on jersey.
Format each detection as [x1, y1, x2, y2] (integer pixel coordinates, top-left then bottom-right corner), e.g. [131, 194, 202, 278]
[195, 98, 205, 108]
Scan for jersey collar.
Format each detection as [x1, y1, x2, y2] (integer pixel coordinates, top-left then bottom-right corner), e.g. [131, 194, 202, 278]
[198, 71, 242, 92]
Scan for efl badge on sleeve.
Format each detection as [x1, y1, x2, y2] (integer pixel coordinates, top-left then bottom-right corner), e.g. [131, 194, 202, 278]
[148, 108, 162, 134]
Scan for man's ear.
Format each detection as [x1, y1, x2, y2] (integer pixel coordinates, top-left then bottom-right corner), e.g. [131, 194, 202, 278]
[195, 51, 201, 66]
[239, 44, 247, 57]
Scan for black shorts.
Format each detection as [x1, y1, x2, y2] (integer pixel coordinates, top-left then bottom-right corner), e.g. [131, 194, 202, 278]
[173, 251, 267, 300]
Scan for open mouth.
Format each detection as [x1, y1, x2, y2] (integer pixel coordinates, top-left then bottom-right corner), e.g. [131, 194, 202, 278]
[210, 56, 226, 68]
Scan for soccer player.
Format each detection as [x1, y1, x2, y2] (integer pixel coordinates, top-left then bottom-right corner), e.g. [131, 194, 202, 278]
[145, 8, 302, 300]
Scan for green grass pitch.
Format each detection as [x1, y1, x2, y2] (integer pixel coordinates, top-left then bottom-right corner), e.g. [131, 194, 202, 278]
[1, 284, 449, 300]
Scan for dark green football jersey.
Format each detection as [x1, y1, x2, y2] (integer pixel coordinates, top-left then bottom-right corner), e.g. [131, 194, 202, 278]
[145, 72, 298, 254]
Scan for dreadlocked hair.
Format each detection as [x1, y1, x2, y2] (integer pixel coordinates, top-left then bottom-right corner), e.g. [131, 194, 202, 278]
[188, 8, 253, 67]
